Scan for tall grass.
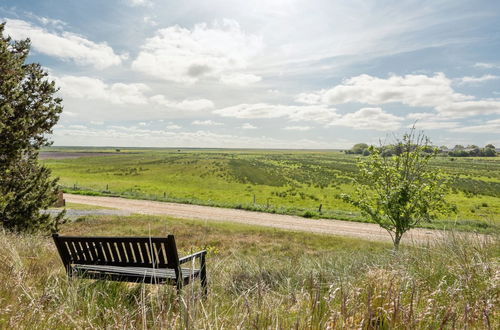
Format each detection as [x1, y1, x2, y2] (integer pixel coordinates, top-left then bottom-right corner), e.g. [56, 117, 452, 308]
[0, 216, 498, 328]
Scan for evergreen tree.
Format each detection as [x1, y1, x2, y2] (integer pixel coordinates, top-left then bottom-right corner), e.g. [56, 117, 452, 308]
[0, 23, 64, 233]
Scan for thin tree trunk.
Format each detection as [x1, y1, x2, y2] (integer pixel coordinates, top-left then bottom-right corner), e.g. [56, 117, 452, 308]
[393, 231, 403, 250]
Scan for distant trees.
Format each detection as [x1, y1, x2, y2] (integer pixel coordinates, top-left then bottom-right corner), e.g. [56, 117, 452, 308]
[346, 142, 497, 157]
[0, 23, 64, 233]
[448, 144, 496, 157]
[345, 143, 369, 155]
[341, 130, 455, 249]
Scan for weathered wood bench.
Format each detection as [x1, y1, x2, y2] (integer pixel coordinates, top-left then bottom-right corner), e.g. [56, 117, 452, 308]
[52, 234, 207, 294]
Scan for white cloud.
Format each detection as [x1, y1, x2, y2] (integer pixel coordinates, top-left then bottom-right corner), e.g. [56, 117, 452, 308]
[308, 73, 469, 107]
[406, 112, 434, 120]
[52, 126, 336, 149]
[287, 107, 339, 123]
[4, 19, 126, 69]
[63, 111, 77, 117]
[138, 122, 148, 126]
[166, 124, 181, 130]
[437, 100, 500, 117]
[297, 73, 500, 118]
[143, 16, 158, 26]
[241, 123, 257, 129]
[68, 124, 87, 130]
[283, 126, 312, 131]
[128, 0, 153, 7]
[450, 119, 500, 133]
[53, 75, 216, 112]
[474, 62, 500, 69]
[192, 120, 223, 126]
[34, 16, 66, 28]
[329, 107, 403, 131]
[409, 121, 460, 130]
[457, 75, 499, 84]
[213, 103, 339, 123]
[150, 95, 214, 111]
[54, 75, 149, 105]
[295, 92, 323, 105]
[90, 120, 104, 125]
[220, 73, 262, 86]
[132, 19, 263, 83]
[405, 112, 459, 128]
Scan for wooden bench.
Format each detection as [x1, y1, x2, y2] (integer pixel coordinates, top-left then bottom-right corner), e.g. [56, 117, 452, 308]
[52, 234, 207, 294]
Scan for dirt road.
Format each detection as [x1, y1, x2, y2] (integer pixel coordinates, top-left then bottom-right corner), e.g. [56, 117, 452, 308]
[65, 193, 452, 244]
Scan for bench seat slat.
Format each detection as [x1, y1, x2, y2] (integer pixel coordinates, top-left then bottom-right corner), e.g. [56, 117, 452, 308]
[73, 264, 200, 278]
[72, 265, 200, 284]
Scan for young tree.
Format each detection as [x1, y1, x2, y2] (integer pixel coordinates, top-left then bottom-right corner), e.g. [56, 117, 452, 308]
[0, 23, 64, 233]
[341, 130, 455, 249]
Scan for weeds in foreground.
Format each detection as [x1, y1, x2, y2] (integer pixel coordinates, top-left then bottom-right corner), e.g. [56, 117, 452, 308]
[0, 219, 498, 328]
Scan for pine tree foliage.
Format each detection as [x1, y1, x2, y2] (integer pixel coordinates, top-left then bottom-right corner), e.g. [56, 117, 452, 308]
[0, 23, 64, 233]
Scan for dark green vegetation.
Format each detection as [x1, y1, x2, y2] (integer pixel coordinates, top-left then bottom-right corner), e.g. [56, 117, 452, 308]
[0, 214, 498, 328]
[0, 23, 63, 233]
[42, 147, 500, 233]
[342, 132, 455, 248]
[347, 142, 497, 157]
[448, 144, 497, 157]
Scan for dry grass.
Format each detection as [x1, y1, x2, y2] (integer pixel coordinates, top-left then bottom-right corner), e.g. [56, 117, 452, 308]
[0, 215, 498, 329]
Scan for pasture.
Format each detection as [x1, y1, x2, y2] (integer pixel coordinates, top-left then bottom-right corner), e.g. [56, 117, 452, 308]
[41, 148, 500, 232]
[0, 213, 497, 328]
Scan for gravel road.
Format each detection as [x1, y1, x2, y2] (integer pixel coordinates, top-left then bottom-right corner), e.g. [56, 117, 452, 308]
[65, 193, 456, 244]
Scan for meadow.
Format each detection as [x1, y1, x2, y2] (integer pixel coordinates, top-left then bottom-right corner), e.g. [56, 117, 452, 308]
[0, 213, 497, 328]
[41, 147, 500, 232]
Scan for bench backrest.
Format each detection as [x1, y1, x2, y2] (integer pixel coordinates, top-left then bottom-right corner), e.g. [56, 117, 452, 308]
[52, 234, 180, 269]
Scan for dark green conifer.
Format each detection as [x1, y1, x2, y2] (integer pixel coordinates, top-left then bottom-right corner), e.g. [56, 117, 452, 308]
[0, 23, 64, 233]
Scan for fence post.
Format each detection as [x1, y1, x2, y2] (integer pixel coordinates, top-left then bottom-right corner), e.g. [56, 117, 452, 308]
[253, 194, 256, 205]
[318, 204, 323, 213]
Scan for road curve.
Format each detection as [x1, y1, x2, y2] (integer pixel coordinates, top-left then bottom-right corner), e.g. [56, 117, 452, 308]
[65, 193, 453, 244]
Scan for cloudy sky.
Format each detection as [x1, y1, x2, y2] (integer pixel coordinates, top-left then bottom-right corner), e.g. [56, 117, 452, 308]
[2, 0, 499, 148]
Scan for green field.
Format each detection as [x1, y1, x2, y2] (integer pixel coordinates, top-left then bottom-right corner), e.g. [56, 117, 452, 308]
[42, 147, 500, 232]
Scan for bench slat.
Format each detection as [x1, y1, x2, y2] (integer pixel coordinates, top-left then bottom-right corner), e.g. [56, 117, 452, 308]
[85, 241, 98, 261]
[80, 241, 92, 261]
[67, 241, 80, 262]
[123, 242, 137, 264]
[131, 241, 143, 264]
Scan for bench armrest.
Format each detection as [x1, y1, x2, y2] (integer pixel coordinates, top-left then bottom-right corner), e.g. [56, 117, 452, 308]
[179, 250, 207, 264]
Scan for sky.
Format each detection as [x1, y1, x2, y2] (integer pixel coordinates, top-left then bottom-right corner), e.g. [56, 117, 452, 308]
[1, 0, 499, 149]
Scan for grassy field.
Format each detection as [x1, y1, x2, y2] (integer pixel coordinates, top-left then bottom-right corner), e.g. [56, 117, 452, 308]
[0, 214, 497, 328]
[41, 147, 500, 232]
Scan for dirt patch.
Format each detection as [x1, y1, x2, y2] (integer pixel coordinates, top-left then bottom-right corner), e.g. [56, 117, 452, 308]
[64, 193, 477, 245]
[39, 152, 123, 159]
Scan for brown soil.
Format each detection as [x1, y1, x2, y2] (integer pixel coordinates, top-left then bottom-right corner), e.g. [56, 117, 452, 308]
[39, 152, 122, 159]
[64, 194, 468, 245]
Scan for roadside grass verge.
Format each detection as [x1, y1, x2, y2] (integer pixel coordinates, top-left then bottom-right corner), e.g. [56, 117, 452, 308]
[51, 202, 116, 210]
[63, 187, 499, 234]
[0, 215, 498, 328]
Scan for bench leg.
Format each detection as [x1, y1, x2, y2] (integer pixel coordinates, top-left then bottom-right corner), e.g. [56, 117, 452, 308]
[200, 254, 208, 297]
[176, 280, 183, 294]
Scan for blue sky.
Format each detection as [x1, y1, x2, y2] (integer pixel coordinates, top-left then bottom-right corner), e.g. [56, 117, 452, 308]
[1, 0, 499, 148]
